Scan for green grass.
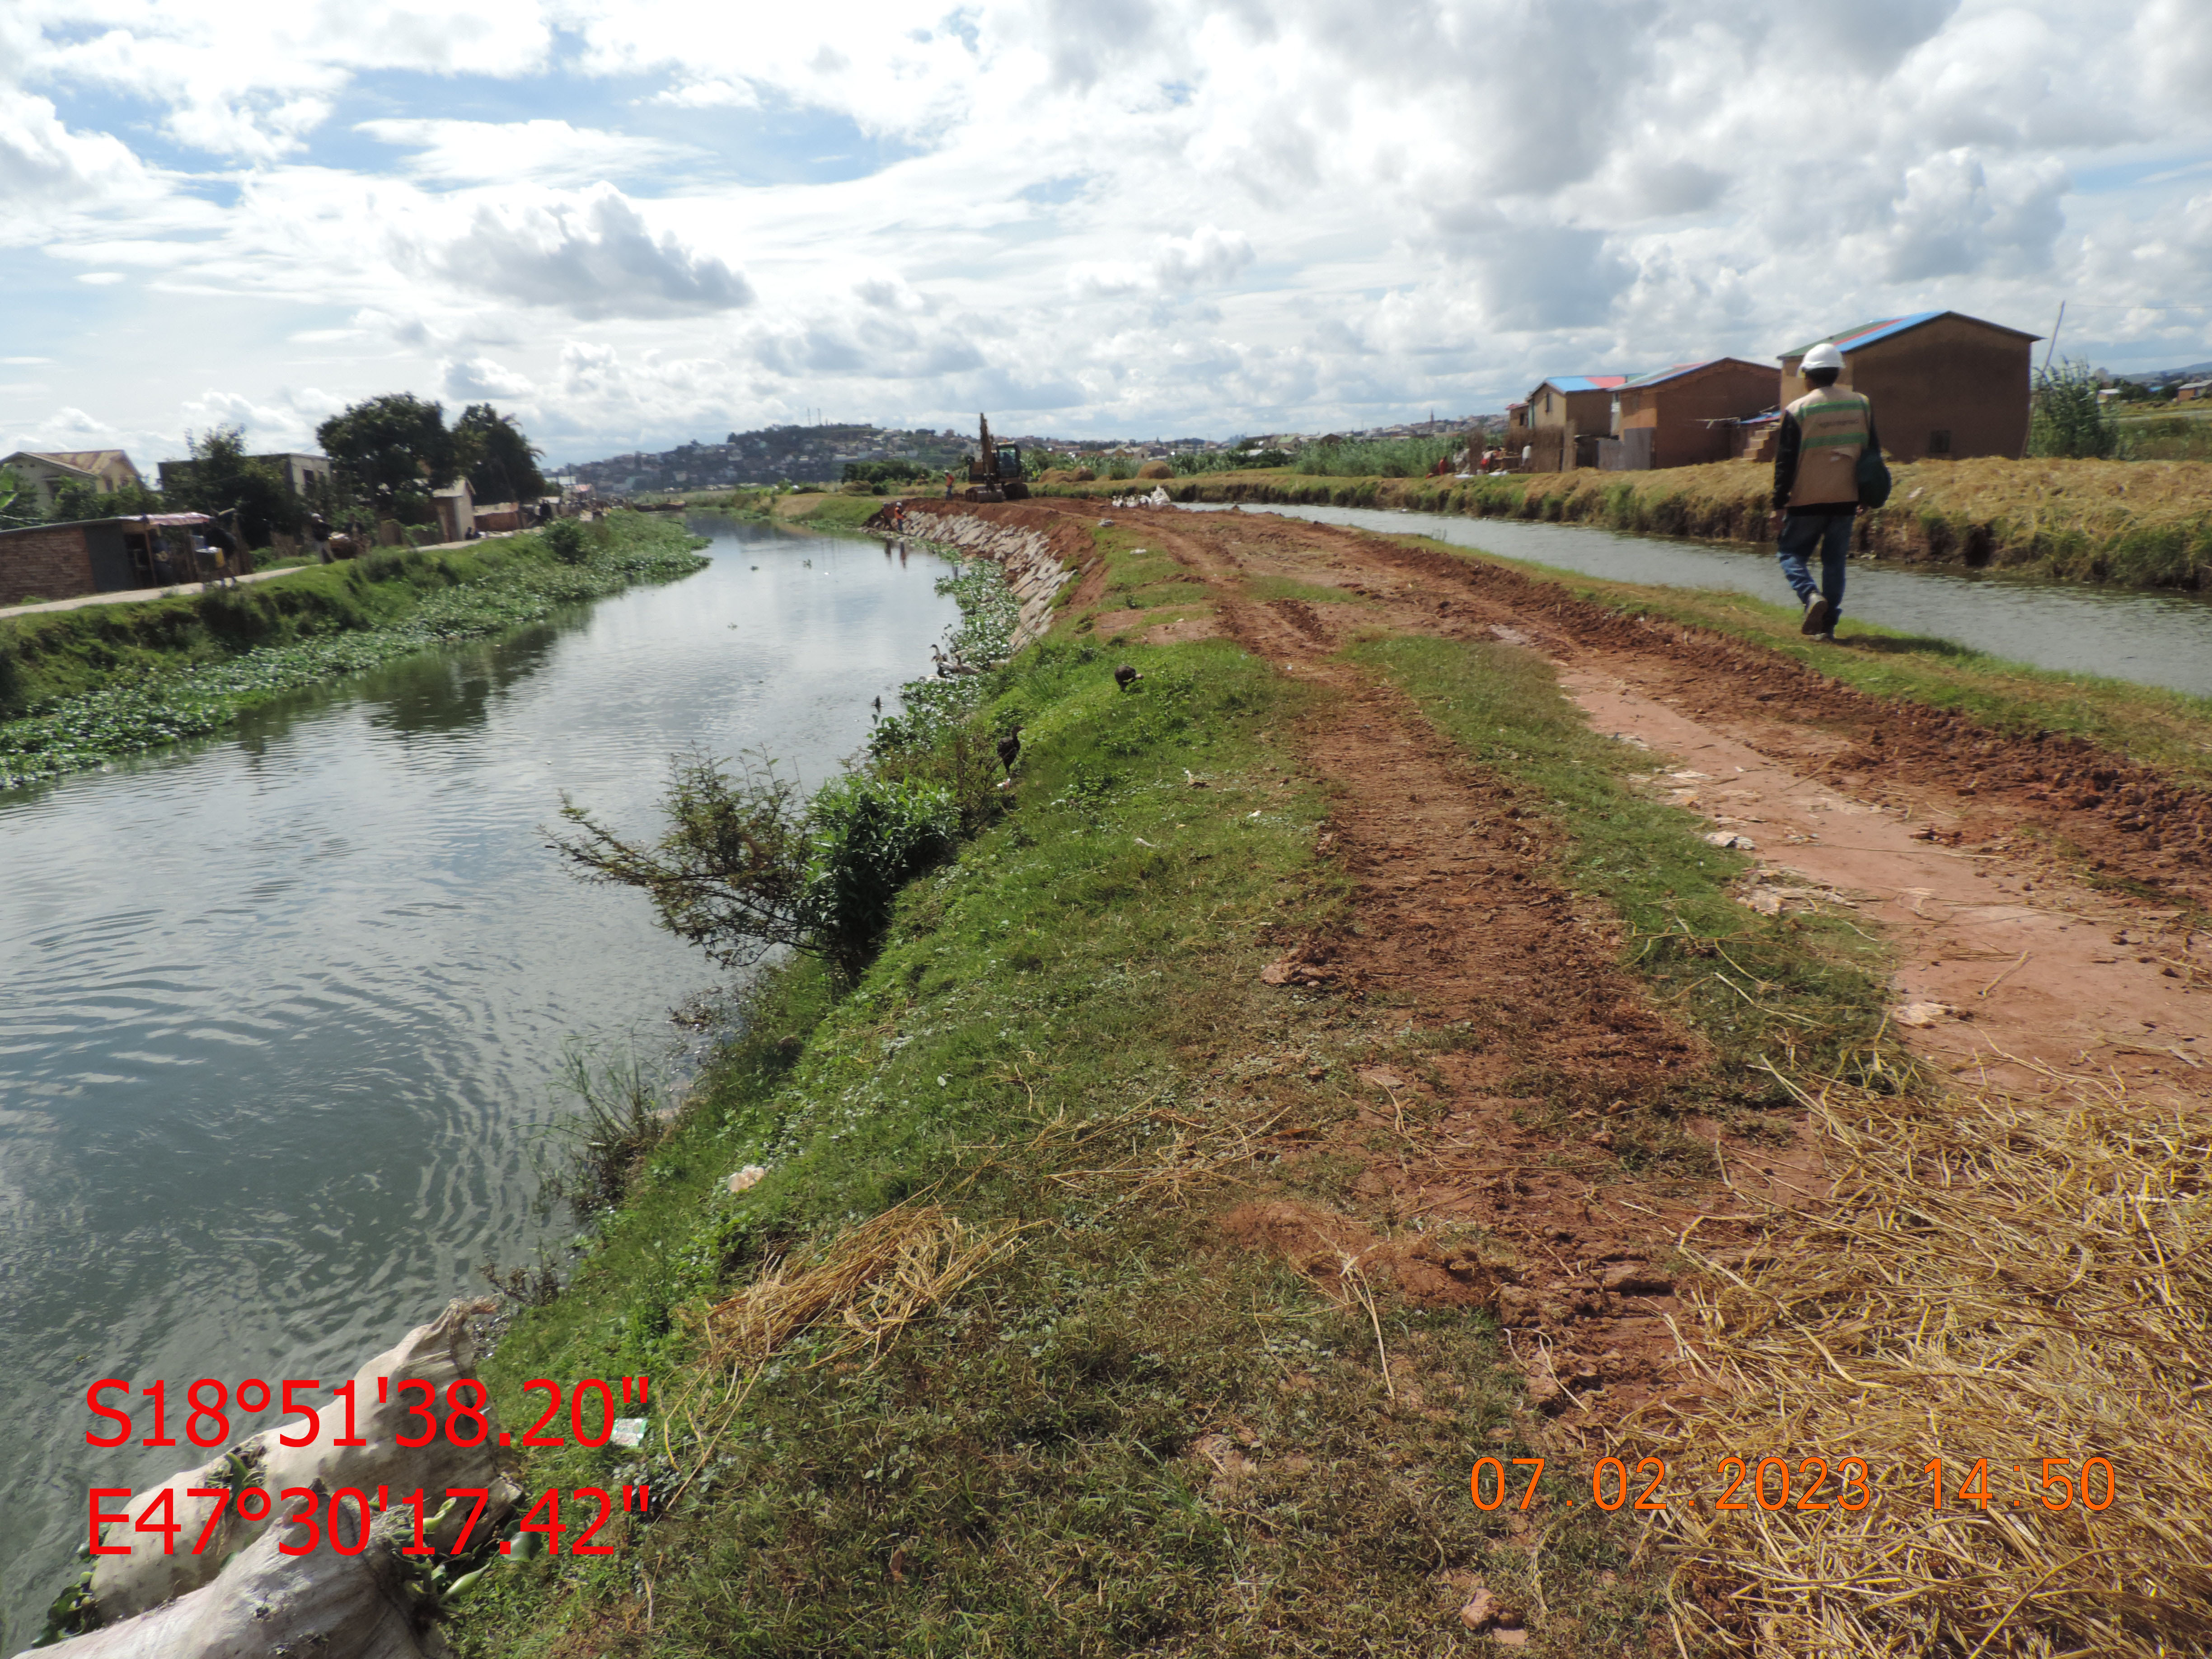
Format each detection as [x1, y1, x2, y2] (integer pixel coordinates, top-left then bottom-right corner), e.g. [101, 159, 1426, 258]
[1352, 635, 1895, 1113]
[438, 520, 1935, 1654]
[1244, 575, 1373, 608]
[449, 613, 1682, 1654]
[0, 516, 708, 789]
[1391, 532, 2212, 792]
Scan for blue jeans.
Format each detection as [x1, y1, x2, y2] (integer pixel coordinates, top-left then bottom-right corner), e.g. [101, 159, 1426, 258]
[1777, 512, 1852, 626]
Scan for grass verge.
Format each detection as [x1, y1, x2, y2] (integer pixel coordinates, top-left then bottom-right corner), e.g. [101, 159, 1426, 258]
[1392, 533, 2212, 793]
[0, 515, 707, 790]
[1350, 633, 1894, 1099]
[1036, 456, 2212, 592]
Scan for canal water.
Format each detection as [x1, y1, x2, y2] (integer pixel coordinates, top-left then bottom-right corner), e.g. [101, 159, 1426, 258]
[1195, 501, 2212, 700]
[0, 516, 955, 1646]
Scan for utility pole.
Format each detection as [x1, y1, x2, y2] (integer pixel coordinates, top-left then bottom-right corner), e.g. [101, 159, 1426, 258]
[2043, 301, 2066, 374]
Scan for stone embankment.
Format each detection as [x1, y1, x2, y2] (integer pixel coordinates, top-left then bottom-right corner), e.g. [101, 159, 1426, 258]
[873, 508, 1078, 652]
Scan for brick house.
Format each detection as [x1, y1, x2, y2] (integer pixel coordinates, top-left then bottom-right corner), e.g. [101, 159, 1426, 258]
[2, 450, 145, 513]
[1607, 358, 1777, 469]
[1778, 311, 2040, 461]
[0, 514, 214, 607]
[1507, 375, 1639, 470]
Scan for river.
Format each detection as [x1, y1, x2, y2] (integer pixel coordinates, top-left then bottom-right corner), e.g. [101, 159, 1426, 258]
[1192, 501, 2212, 699]
[0, 516, 956, 1647]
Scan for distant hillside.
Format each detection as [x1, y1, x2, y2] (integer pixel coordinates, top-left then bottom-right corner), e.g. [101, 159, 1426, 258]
[564, 425, 974, 491]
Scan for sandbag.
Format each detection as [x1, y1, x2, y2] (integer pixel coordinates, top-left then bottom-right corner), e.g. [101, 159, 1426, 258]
[24, 1502, 449, 1659]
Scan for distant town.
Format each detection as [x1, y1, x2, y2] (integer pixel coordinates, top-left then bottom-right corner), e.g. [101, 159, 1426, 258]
[558, 416, 1497, 492]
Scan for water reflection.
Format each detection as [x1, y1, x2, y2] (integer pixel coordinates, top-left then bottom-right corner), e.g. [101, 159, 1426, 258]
[0, 518, 957, 1646]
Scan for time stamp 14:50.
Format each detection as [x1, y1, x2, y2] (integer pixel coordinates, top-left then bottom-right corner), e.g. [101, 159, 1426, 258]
[1472, 1454, 2120, 1515]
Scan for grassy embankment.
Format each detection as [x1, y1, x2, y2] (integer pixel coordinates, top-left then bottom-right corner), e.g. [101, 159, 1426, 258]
[0, 515, 707, 791]
[1036, 455, 2212, 591]
[445, 518, 1914, 1655]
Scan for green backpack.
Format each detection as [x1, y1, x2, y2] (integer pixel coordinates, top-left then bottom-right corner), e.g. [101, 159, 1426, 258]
[1856, 441, 1893, 510]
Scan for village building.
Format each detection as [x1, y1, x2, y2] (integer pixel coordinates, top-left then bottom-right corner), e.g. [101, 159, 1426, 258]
[1506, 375, 1638, 470]
[2, 450, 145, 514]
[0, 513, 217, 607]
[1778, 310, 2039, 462]
[156, 450, 332, 499]
[1603, 358, 1776, 470]
[2178, 380, 2211, 403]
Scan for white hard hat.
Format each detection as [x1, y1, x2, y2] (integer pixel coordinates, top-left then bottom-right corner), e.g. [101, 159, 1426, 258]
[1802, 341, 1846, 373]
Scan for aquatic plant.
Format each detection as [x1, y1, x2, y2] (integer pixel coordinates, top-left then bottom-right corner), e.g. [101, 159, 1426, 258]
[0, 523, 708, 791]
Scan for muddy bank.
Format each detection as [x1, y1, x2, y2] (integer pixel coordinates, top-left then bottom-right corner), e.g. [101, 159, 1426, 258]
[1037, 455, 2212, 593]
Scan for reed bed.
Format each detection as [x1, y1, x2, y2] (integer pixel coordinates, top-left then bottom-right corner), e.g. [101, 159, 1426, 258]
[1621, 1069, 2212, 1656]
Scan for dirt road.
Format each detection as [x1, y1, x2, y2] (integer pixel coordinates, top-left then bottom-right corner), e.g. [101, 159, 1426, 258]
[901, 497, 2211, 1421]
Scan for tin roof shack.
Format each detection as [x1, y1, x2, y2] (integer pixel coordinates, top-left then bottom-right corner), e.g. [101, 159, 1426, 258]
[1779, 310, 2039, 461]
[2, 450, 145, 514]
[0, 513, 211, 607]
[1609, 358, 1777, 470]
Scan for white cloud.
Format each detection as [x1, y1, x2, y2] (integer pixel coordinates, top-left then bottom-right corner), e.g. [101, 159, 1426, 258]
[75, 271, 127, 284]
[412, 187, 755, 320]
[443, 356, 537, 399]
[357, 118, 703, 186]
[4, 0, 2212, 454]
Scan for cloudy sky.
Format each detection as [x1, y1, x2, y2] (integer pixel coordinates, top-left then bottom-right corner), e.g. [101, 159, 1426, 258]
[6, 0, 2212, 468]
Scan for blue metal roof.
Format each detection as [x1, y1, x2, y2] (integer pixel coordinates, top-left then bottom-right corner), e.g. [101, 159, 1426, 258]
[1782, 309, 2038, 359]
[1534, 374, 1636, 394]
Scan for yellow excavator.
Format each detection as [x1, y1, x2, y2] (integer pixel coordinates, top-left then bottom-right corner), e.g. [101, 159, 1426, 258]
[955, 414, 1029, 501]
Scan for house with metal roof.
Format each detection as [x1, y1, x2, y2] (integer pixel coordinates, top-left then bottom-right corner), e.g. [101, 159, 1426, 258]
[1778, 310, 2040, 462]
[1607, 358, 1776, 470]
[0, 513, 217, 608]
[1, 449, 145, 514]
[1508, 375, 1640, 469]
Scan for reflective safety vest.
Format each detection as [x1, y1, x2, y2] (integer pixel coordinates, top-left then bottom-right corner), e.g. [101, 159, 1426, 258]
[1784, 386, 1871, 509]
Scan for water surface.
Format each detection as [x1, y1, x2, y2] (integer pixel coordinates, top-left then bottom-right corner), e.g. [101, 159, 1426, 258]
[0, 517, 954, 1645]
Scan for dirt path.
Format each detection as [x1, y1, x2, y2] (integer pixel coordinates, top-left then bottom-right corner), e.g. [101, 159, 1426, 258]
[901, 496, 2212, 1425]
[1049, 499, 2211, 1103]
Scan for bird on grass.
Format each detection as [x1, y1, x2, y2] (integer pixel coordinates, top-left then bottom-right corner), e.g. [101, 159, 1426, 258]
[997, 726, 1022, 775]
[1114, 664, 1141, 692]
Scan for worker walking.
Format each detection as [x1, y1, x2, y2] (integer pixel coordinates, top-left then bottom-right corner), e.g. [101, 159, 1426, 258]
[1771, 341, 1881, 641]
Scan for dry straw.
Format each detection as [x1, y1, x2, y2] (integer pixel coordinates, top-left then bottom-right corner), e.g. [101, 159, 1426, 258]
[1620, 1067, 2212, 1657]
[698, 1201, 1024, 1373]
[661, 1202, 1025, 1495]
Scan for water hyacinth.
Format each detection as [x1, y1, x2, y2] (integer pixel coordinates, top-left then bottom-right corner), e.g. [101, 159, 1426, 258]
[0, 533, 708, 792]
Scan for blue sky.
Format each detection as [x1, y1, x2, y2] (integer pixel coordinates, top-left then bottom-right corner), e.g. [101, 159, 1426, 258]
[5, 0, 2212, 468]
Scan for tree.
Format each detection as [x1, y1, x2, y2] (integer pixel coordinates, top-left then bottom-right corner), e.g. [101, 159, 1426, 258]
[0, 466, 41, 530]
[164, 427, 301, 547]
[2028, 359, 2118, 459]
[316, 394, 460, 510]
[551, 750, 956, 985]
[50, 479, 167, 523]
[454, 404, 547, 504]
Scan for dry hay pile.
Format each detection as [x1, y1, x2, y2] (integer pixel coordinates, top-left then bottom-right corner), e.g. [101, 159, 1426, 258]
[1623, 1071, 2212, 1657]
[698, 1202, 1022, 1373]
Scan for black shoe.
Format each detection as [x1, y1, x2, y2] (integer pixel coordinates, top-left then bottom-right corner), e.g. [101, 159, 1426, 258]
[1800, 595, 1831, 636]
